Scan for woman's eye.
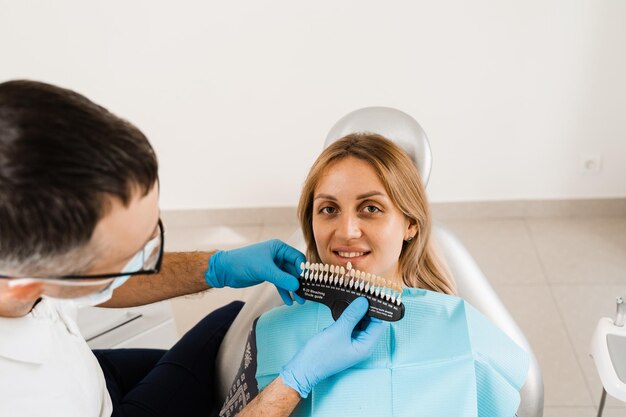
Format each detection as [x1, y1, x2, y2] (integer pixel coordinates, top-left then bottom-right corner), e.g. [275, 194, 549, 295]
[363, 205, 381, 214]
[320, 206, 337, 215]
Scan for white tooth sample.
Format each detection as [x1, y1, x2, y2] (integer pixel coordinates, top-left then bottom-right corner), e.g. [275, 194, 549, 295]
[324, 264, 330, 283]
[358, 272, 365, 291]
[304, 262, 310, 280]
[313, 263, 319, 281]
[374, 276, 381, 297]
[346, 261, 352, 270]
[339, 266, 345, 287]
[329, 265, 335, 284]
[397, 294, 402, 305]
[391, 292, 397, 303]
[385, 280, 393, 301]
[300, 262, 305, 277]
[349, 269, 355, 288]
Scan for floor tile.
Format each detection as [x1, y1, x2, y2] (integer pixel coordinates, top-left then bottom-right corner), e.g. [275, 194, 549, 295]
[258, 223, 300, 243]
[543, 406, 624, 417]
[527, 218, 626, 285]
[442, 219, 548, 285]
[164, 225, 262, 251]
[495, 284, 593, 407]
[552, 284, 626, 409]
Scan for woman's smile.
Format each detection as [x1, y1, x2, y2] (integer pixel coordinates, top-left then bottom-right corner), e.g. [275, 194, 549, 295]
[331, 247, 371, 266]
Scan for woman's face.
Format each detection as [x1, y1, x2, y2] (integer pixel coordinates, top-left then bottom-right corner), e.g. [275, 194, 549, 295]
[312, 156, 416, 282]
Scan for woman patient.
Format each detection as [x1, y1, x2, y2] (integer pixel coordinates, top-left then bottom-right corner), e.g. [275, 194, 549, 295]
[219, 133, 528, 417]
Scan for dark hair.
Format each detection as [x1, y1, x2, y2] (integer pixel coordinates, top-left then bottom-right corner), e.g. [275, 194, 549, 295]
[0, 80, 158, 274]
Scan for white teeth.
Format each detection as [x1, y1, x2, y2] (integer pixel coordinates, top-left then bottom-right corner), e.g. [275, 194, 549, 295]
[337, 251, 367, 258]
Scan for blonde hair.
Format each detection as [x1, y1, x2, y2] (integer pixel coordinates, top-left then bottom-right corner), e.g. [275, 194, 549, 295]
[297, 133, 456, 295]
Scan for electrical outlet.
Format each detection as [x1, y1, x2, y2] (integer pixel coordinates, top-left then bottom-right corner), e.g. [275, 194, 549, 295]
[579, 154, 603, 175]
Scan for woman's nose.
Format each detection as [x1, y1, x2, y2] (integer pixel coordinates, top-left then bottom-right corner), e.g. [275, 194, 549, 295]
[336, 213, 362, 240]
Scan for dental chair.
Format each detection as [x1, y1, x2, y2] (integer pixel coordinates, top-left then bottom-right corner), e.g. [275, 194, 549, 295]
[216, 107, 544, 417]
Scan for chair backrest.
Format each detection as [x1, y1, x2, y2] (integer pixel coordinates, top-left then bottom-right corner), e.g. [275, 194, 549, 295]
[323, 107, 544, 417]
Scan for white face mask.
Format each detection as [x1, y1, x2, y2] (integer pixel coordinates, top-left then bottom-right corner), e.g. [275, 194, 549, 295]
[53, 248, 147, 308]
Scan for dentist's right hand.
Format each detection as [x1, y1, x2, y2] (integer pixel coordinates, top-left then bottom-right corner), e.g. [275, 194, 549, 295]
[279, 297, 386, 398]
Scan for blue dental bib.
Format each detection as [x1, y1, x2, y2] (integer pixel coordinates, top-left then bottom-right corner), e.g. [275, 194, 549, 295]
[255, 288, 529, 417]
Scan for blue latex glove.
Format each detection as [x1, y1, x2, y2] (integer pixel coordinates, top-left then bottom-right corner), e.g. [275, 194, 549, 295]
[279, 297, 387, 398]
[205, 239, 306, 305]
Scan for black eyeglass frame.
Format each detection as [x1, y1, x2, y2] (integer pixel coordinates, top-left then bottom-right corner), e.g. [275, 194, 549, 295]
[0, 219, 165, 281]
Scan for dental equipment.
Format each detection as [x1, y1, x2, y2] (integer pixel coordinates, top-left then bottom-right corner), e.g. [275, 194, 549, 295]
[296, 261, 405, 321]
[591, 296, 626, 417]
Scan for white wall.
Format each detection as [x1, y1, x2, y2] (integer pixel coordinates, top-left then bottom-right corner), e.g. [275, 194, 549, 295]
[1, 0, 625, 209]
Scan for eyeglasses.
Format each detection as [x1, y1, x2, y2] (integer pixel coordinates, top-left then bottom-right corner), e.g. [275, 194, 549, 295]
[0, 218, 165, 282]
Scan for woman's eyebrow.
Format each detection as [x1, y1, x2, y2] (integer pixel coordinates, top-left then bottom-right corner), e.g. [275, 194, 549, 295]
[356, 191, 386, 200]
[314, 194, 337, 201]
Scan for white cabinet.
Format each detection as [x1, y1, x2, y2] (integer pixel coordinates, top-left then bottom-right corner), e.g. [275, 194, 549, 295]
[77, 301, 179, 350]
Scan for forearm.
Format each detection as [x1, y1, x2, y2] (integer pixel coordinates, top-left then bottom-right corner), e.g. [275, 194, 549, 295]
[237, 377, 301, 417]
[99, 251, 215, 308]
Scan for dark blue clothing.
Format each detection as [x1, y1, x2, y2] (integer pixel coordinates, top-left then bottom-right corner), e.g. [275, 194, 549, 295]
[94, 301, 244, 417]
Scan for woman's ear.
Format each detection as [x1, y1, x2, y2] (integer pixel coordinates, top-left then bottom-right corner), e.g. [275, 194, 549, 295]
[404, 221, 419, 241]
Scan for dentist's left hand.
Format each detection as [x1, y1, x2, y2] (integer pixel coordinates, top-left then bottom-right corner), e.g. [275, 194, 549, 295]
[204, 239, 305, 305]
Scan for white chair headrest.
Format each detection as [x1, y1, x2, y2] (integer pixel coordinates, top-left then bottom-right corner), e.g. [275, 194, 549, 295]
[324, 106, 433, 187]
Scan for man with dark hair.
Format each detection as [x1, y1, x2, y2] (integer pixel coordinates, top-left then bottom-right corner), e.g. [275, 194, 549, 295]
[0, 80, 385, 417]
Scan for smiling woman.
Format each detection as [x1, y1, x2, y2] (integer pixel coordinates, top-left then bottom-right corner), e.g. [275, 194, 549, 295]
[219, 133, 529, 417]
[299, 132, 455, 294]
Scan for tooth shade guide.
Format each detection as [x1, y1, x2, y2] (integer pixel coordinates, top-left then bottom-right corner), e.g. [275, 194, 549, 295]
[296, 261, 405, 321]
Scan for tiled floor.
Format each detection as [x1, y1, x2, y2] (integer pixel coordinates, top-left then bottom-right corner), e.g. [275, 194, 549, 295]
[166, 215, 626, 416]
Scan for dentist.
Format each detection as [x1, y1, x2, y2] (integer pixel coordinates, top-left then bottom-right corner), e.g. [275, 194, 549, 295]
[0, 80, 385, 417]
